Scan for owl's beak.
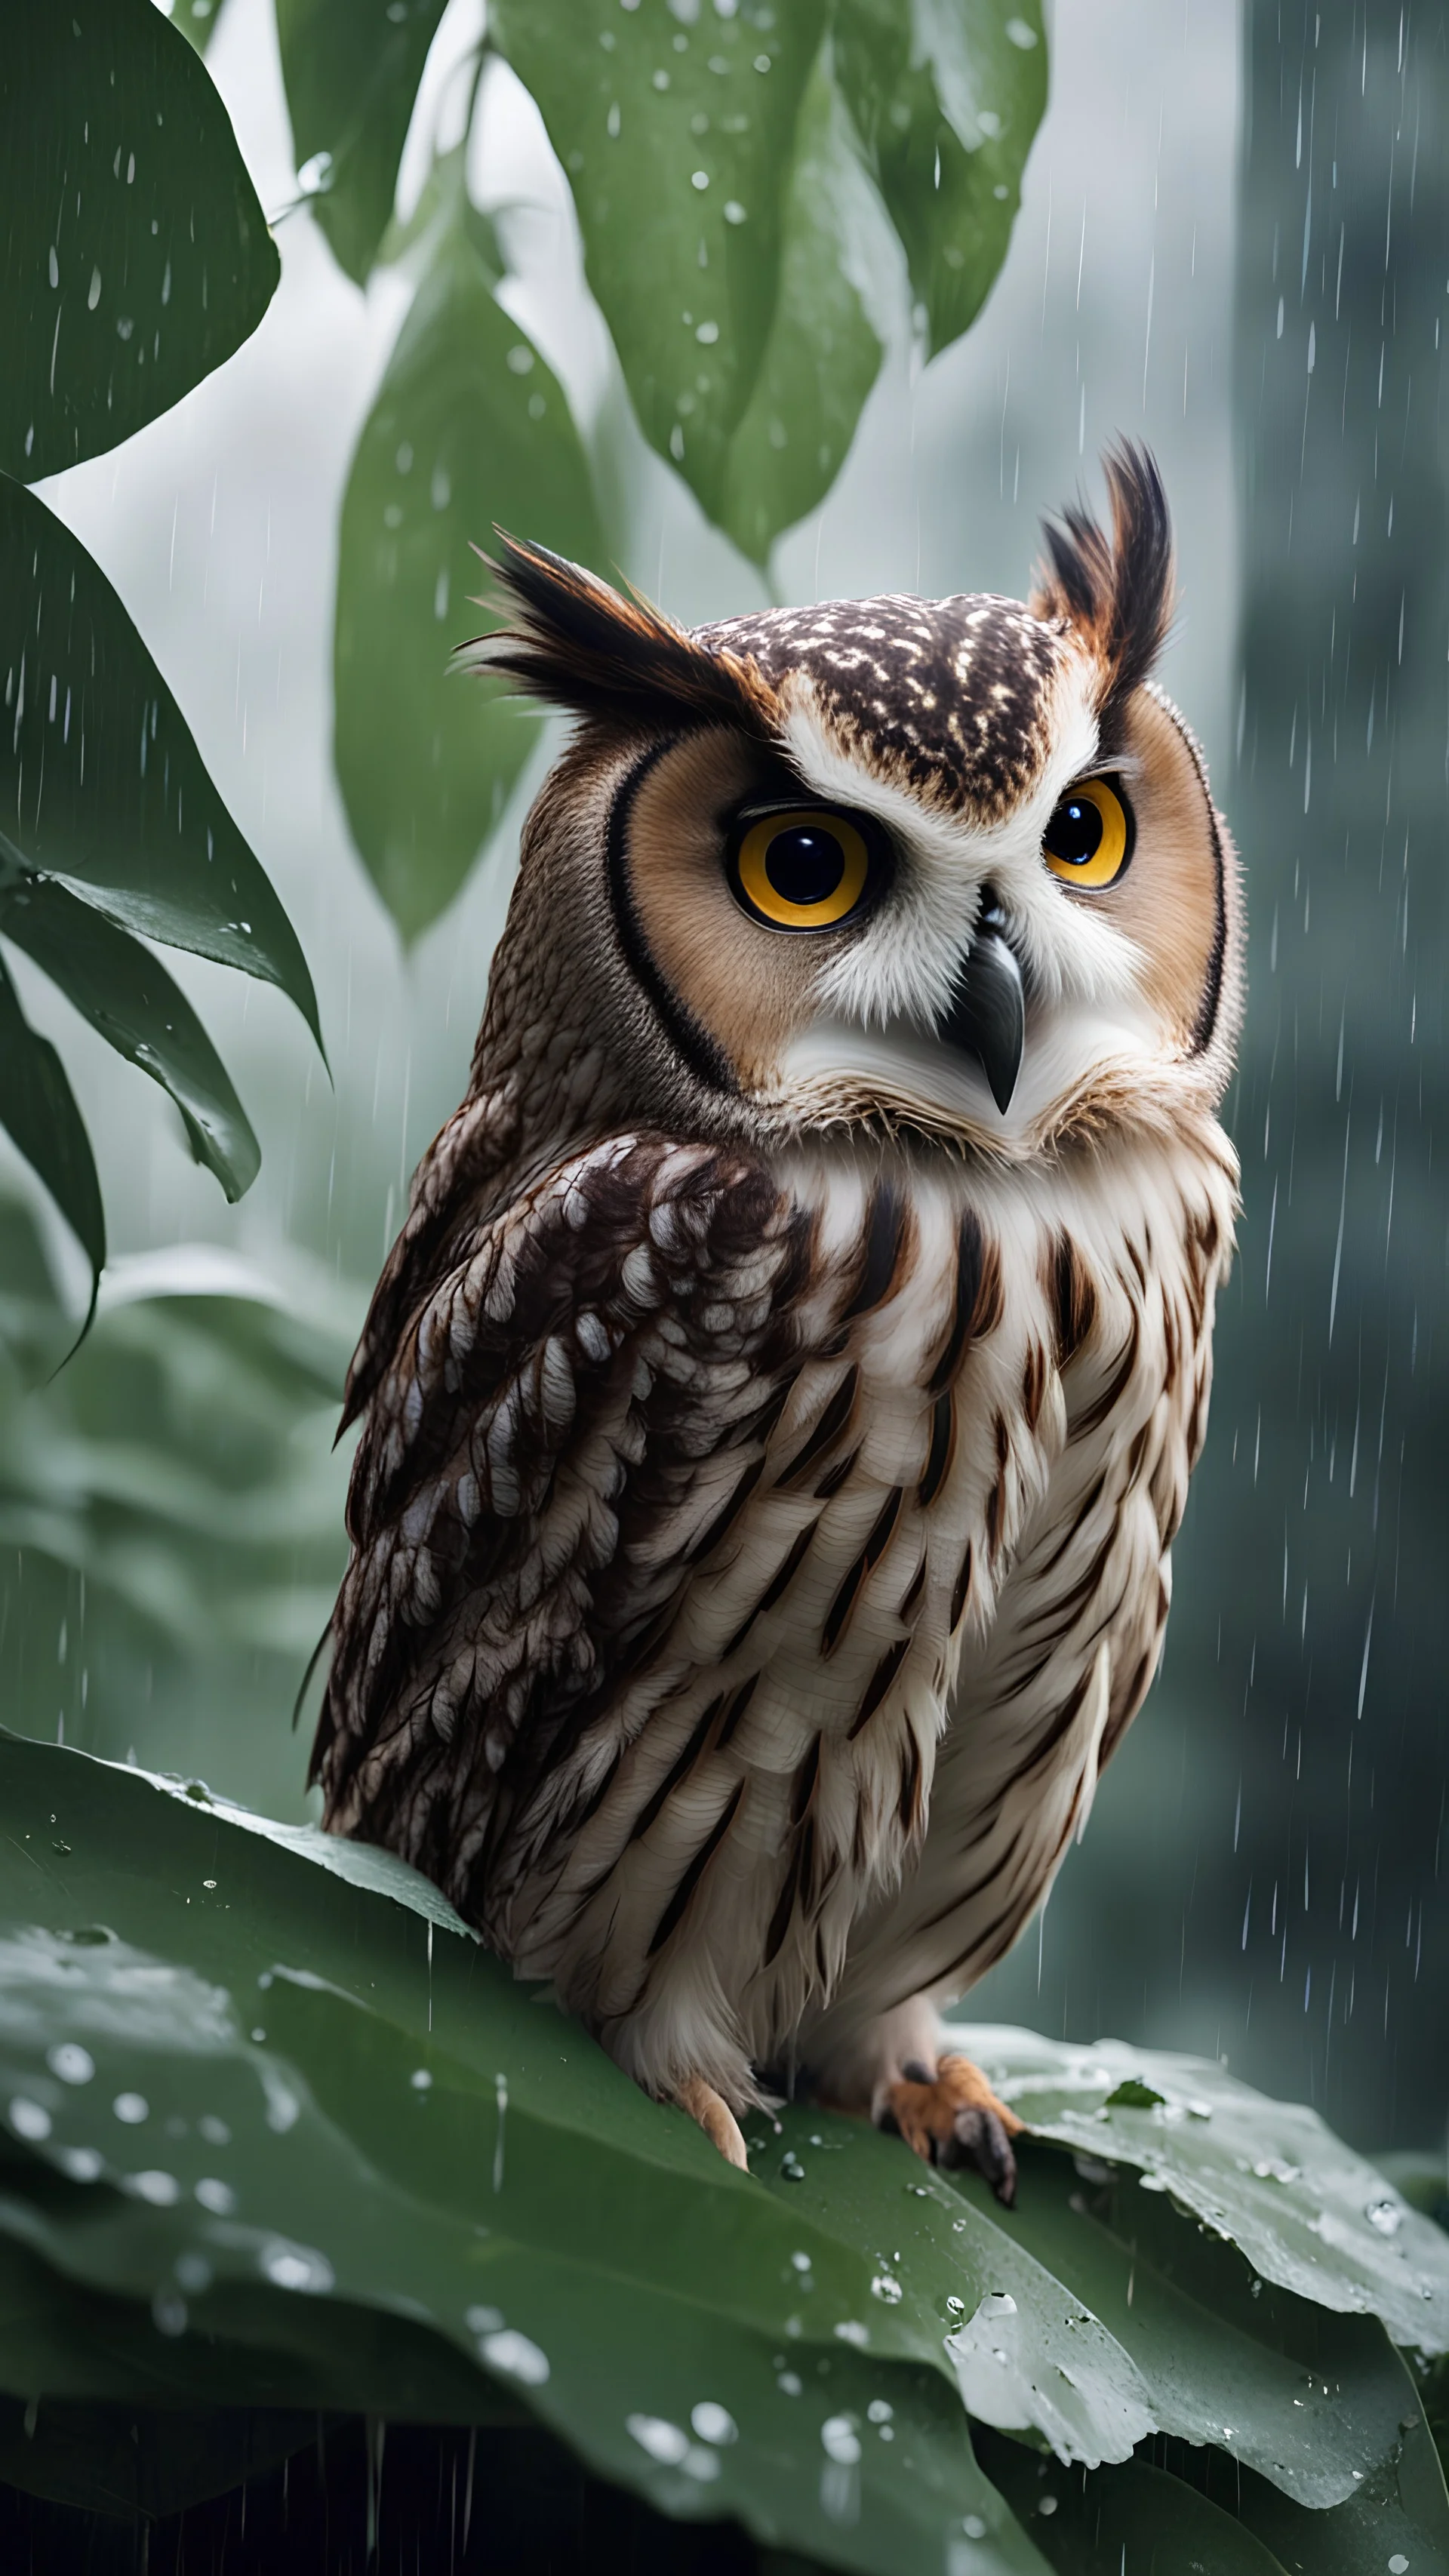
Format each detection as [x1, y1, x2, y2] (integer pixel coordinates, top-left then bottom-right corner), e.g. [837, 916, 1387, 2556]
[935, 897, 1025, 1113]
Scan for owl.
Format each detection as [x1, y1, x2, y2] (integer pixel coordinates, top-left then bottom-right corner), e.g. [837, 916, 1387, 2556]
[312, 444, 1241, 2202]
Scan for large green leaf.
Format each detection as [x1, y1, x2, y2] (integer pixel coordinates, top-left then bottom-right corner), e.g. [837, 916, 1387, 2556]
[949, 2143, 1426, 2504]
[275, 0, 449, 287]
[0, 0, 279, 480]
[956, 2026, 1449, 2356]
[833, 0, 1047, 359]
[718, 51, 885, 568]
[489, 0, 826, 528]
[0, 879, 258, 1204]
[0, 477, 321, 1051]
[334, 208, 605, 940]
[0, 1735, 1445, 2571]
[0, 962, 104, 1320]
[0, 1735, 1048, 2576]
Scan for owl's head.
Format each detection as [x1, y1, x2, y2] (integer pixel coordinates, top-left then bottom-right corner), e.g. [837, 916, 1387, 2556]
[470, 445, 1241, 1168]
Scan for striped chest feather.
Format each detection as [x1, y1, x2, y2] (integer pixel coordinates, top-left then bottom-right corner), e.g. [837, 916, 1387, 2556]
[472, 1128, 1235, 2087]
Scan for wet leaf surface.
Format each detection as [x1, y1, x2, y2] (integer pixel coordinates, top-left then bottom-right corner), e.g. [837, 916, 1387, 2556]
[275, 0, 449, 286]
[0, 963, 104, 1323]
[958, 2026, 1449, 2356]
[718, 53, 884, 568]
[490, 0, 825, 529]
[334, 206, 605, 939]
[0, 1737, 1443, 2569]
[1, 0, 278, 479]
[949, 2143, 1424, 2506]
[0, 879, 259, 1204]
[832, 0, 1047, 359]
[0, 479, 322, 1049]
[0, 1734, 1047, 2574]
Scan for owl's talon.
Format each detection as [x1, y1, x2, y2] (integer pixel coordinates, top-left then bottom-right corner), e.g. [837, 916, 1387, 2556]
[877, 2052, 1023, 2205]
[938, 2104, 1019, 2205]
[675, 2074, 749, 2170]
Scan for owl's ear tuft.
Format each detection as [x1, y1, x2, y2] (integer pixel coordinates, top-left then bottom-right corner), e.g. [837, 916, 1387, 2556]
[1032, 442, 1174, 722]
[460, 534, 780, 736]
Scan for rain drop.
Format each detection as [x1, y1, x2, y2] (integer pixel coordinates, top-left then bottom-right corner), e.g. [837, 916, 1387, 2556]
[627, 2414, 689, 2465]
[126, 2171, 180, 2206]
[480, 2328, 549, 2387]
[690, 2402, 737, 2445]
[57, 2147, 103, 2182]
[48, 2044, 94, 2085]
[820, 2414, 860, 2466]
[260, 2241, 334, 2294]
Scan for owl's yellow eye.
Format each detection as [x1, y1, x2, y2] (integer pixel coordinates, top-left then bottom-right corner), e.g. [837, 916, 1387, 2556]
[729, 807, 877, 932]
[1042, 777, 1134, 889]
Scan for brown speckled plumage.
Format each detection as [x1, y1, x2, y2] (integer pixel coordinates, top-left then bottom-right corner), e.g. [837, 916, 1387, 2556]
[315, 445, 1243, 2185]
[698, 592, 1064, 820]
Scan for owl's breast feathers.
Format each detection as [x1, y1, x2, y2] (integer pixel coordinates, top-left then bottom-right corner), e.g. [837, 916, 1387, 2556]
[315, 1117, 1236, 2104]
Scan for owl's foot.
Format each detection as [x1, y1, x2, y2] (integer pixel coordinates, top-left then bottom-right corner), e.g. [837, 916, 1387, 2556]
[675, 2073, 749, 2171]
[876, 2054, 1024, 2205]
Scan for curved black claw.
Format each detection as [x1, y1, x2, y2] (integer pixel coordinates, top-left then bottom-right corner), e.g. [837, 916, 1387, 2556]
[938, 2105, 1019, 2207]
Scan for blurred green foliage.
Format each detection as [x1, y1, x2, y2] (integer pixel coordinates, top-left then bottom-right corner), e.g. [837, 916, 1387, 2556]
[0, 1195, 352, 1822]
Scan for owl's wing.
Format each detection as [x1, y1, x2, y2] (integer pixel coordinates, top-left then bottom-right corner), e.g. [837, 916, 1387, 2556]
[339, 1084, 521, 1433]
[312, 1132, 818, 1901]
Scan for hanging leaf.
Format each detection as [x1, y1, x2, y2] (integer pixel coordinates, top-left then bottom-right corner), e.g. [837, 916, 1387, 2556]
[0, 477, 322, 1052]
[0, 961, 104, 1323]
[718, 49, 885, 566]
[334, 212, 605, 941]
[832, 0, 1048, 359]
[0, 879, 259, 1204]
[489, 0, 826, 528]
[0, 0, 280, 480]
[275, 0, 449, 287]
